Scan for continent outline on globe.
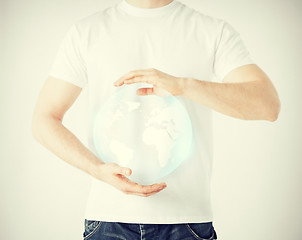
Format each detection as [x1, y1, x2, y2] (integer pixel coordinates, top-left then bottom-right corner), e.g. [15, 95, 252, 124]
[92, 83, 193, 184]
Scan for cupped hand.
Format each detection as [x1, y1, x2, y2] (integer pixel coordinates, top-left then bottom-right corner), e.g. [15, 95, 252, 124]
[113, 68, 185, 97]
[92, 162, 167, 197]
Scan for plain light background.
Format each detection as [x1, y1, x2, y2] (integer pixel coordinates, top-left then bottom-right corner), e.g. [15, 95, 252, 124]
[1, 0, 301, 239]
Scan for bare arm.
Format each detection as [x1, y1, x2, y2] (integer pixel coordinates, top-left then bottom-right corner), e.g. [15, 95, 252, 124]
[181, 64, 280, 121]
[32, 76, 166, 197]
[32, 77, 100, 175]
[114, 64, 280, 121]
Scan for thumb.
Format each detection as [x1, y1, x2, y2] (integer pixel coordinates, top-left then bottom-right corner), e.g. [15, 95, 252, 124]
[136, 88, 154, 96]
[115, 166, 132, 176]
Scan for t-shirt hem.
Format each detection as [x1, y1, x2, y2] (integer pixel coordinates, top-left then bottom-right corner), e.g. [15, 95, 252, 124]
[83, 215, 214, 224]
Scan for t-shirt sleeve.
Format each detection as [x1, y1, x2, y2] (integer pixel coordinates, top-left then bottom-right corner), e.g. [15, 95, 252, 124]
[49, 24, 88, 88]
[212, 21, 255, 82]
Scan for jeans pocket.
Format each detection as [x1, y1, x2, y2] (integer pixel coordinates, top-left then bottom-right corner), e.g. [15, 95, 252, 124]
[83, 219, 102, 240]
[185, 223, 217, 240]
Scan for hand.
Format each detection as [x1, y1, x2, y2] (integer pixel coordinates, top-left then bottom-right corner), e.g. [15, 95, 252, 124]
[92, 162, 167, 197]
[113, 68, 185, 96]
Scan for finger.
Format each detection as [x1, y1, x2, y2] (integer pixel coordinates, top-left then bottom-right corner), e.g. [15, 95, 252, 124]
[124, 76, 148, 85]
[128, 184, 167, 197]
[132, 188, 166, 197]
[114, 69, 152, 86]
[122, 75, 154, 86]
[115, 172, 167, 194]
[114, 165, 132, 176]
[117, 175, 167, 191]
[122, 69, 153, 81]
[128, 182, 167, 195]
[118, 178, 167, 196]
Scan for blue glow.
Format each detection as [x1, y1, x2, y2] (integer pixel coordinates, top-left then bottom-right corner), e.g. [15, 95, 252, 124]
[92, 83, 193, 184]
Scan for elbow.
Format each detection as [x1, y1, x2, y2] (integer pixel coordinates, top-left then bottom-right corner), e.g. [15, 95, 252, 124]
[259, 80, 281, 122]
[32, 112, 63, 142]
[266, 97, 281, 122]
[267, 109, 280, 122]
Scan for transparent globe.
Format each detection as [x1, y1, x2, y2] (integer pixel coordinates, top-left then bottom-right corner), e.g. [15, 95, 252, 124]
[92, 83, 193, 184]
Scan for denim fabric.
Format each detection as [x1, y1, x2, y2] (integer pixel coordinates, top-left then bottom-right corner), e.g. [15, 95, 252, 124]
[83, 219, 218, 240]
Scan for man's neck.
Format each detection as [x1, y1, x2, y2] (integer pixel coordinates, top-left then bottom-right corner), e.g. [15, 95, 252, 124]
[125, 0, 174, 9]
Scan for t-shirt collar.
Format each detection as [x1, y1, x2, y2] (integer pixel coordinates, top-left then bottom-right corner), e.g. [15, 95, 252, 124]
[118, 0, 179, 18]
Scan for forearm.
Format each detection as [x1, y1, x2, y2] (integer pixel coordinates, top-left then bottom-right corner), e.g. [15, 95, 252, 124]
[32, 115, 102, 177]
[180, 78, 279, 121]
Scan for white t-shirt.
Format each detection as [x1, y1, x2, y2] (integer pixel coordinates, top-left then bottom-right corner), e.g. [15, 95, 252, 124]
[49, 0, 254, 224]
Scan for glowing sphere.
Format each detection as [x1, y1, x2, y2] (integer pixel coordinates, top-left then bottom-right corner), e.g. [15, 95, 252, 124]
[92, 83, 193, 184]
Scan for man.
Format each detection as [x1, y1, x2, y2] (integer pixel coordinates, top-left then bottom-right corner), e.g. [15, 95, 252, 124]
[32, 0, 280, 239]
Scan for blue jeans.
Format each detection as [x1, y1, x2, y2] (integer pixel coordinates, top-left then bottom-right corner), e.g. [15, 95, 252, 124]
[83, 219, 218, 240]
